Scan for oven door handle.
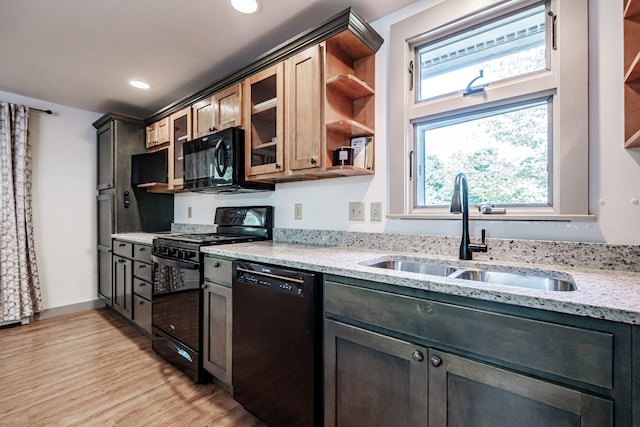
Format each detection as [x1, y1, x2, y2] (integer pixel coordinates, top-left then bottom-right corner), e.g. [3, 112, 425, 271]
[152, 255, 199, 270]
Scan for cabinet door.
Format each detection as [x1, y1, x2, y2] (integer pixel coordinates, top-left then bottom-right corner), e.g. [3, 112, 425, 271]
[192, 97, 215, 138]
[113, 255, 133, 319]
[214, 83, 243, 131]
[97, 121, 114, 190]
[286, 44, 323, 172]
[168, 107, 191, 190]
[243, 62, 285, 177]
[98, 247, 112, 305]
[324, 320, 428, 427]
[428, 350, 613, 427]
[146, 118, 170, 148]
[202, 282, 232, 386]
[97, 192, 113, 248]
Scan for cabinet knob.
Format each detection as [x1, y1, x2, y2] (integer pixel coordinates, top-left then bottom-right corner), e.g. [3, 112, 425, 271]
[411, 350, 424, 362]
[209, 127, 217, 132]
[275, 163, 281, 170]
[212, 262, 220, 268]
[310, 157, 317, 165]
[202, 284, 209, 290]
[430, 355, 443, 367]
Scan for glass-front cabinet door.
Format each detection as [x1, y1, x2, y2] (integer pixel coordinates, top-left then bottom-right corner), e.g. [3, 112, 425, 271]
[243, 62, 284, 178]
[169, 107, 192, 190]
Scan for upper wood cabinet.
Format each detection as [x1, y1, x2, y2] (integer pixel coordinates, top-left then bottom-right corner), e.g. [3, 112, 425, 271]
[624, 0, 640, 148]
[168, 107, 192, 190]
[141, 8, 383, 185]
[286, 44, 324, 174]
[192, 83, 243, 138]
[243, 62, 285, 179]
[244, 29, 377, 182]
[145, 117, 169, 149]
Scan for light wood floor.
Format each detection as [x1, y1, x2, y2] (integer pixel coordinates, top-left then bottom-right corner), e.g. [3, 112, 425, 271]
[0, 308, 265, 426]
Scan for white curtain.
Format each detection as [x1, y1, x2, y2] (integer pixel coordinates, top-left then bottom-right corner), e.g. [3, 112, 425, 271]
[0, 102, 42, 322]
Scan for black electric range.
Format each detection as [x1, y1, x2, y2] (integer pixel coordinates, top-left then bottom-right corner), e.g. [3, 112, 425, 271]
[150, 206, 273, 383]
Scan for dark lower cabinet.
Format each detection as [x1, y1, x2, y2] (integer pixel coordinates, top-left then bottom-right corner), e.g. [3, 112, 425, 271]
[324, 278, 629, 427]
[324, 320, 427, 427]
[428, 350, 613, 427]
[112, 254, 132, 319]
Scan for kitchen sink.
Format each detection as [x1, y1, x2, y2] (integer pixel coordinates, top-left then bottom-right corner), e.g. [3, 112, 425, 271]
[365, 260, 452, 277]
[361, 258, 576, 291]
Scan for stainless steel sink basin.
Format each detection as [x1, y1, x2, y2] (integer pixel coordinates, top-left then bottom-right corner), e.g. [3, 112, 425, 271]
[365, 260, 452, 277]
[447, 268, 576, 291]
[361, 258, 576, 291]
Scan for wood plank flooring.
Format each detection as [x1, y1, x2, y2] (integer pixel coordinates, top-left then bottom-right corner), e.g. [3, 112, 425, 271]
[0, 308, 265, 426]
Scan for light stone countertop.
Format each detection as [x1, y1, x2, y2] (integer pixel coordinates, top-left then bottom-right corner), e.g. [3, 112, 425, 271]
[111, 232, 162, 245]
[200, 241, 640, 325]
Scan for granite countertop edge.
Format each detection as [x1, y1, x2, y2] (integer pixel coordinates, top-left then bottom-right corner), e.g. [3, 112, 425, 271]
[200, 241, 640, 325]
[110, 234, 640, 325]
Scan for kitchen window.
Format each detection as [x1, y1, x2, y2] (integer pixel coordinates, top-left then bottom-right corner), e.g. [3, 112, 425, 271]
[388, 0, 590, 220]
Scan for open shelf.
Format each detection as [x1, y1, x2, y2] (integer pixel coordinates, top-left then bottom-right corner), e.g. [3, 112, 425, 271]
[625, 0, 640, 148]
[326, 165, 374, 176]
[625, 0, 640, 17]
[252, 98, 277, 114]
[326, 120, 374, 136]
[326, 75, 374, 99]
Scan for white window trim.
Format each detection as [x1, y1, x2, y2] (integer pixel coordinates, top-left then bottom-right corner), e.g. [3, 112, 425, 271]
[388, 0, 593, 222]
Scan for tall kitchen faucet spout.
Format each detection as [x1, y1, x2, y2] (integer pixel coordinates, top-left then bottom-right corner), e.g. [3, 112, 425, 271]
[450, 172, 488, 260]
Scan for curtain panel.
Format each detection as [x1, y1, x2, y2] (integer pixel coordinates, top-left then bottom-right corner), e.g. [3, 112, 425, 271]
[0, 102, 42, 322]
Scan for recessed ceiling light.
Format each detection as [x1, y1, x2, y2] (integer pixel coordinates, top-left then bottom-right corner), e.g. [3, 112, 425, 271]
[230, 0, 259, 14]
[129, 80, 150, 90]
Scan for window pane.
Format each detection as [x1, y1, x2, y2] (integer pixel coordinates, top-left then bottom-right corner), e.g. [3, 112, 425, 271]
[417, 3, 547, 101]
[414, 99, 551, 208]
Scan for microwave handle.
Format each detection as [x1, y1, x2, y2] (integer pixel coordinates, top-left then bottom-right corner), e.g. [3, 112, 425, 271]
[214, 139, 228, 177]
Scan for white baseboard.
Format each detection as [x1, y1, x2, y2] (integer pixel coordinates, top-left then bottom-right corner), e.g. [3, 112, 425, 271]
[35, 299, 106, 321]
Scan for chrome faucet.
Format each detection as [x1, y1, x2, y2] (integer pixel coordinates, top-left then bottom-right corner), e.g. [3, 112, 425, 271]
[450, 172, 488, 260]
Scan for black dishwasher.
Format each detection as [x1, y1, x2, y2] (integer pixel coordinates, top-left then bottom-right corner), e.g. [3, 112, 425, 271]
[232, 261, 322, 427]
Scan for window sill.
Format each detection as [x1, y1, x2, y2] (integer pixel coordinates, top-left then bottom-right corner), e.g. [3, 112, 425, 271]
[386, 213, 597, 222]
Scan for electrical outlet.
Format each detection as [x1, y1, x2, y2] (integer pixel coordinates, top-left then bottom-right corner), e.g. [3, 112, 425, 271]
[349, 202, 365, 221]
[187, 206, 192, 219]
[294, 203, 303, 220]
[370, 202, 382, 221]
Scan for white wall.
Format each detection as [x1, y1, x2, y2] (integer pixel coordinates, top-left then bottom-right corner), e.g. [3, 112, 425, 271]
[174, 0, 640, 245]
[1, 0, 635, 314]
[0, 90, 101, 311]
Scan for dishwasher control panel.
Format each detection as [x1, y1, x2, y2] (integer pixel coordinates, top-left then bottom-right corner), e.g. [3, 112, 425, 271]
[234, 262, 315, 298]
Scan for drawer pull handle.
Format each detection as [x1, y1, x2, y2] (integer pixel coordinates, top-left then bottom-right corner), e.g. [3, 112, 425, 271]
[411, 350, 424, 362]
[118, 243, 126, 247]
[430, 355, 443, 367]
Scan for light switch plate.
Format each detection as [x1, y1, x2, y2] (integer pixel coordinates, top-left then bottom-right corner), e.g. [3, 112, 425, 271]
[370, 202, 382, 221]
[294, 203, 303, 220]
[349, 202, 365, 221]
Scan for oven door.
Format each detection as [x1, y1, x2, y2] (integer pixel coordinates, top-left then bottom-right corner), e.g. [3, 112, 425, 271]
[151, 255, 201, 351]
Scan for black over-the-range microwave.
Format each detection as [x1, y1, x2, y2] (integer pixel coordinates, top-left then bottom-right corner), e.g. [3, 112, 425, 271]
[183, 127, 274, 193]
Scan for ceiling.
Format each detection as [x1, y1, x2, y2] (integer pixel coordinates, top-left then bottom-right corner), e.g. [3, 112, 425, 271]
[0, 0, 418, 119]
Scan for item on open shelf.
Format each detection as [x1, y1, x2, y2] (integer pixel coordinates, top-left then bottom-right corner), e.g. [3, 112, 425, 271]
[334, 147, 354, 166]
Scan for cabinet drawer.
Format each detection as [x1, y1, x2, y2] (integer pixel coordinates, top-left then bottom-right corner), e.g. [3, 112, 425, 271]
[325, 281, 613, 389]
[133, 294, 152, 334]
[133, 243, 152, 263]
[203, 256, 232, 286]
[133, 261, 152, 282]
[133, 277, 152, 300]
[113, 240, 132, 257]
